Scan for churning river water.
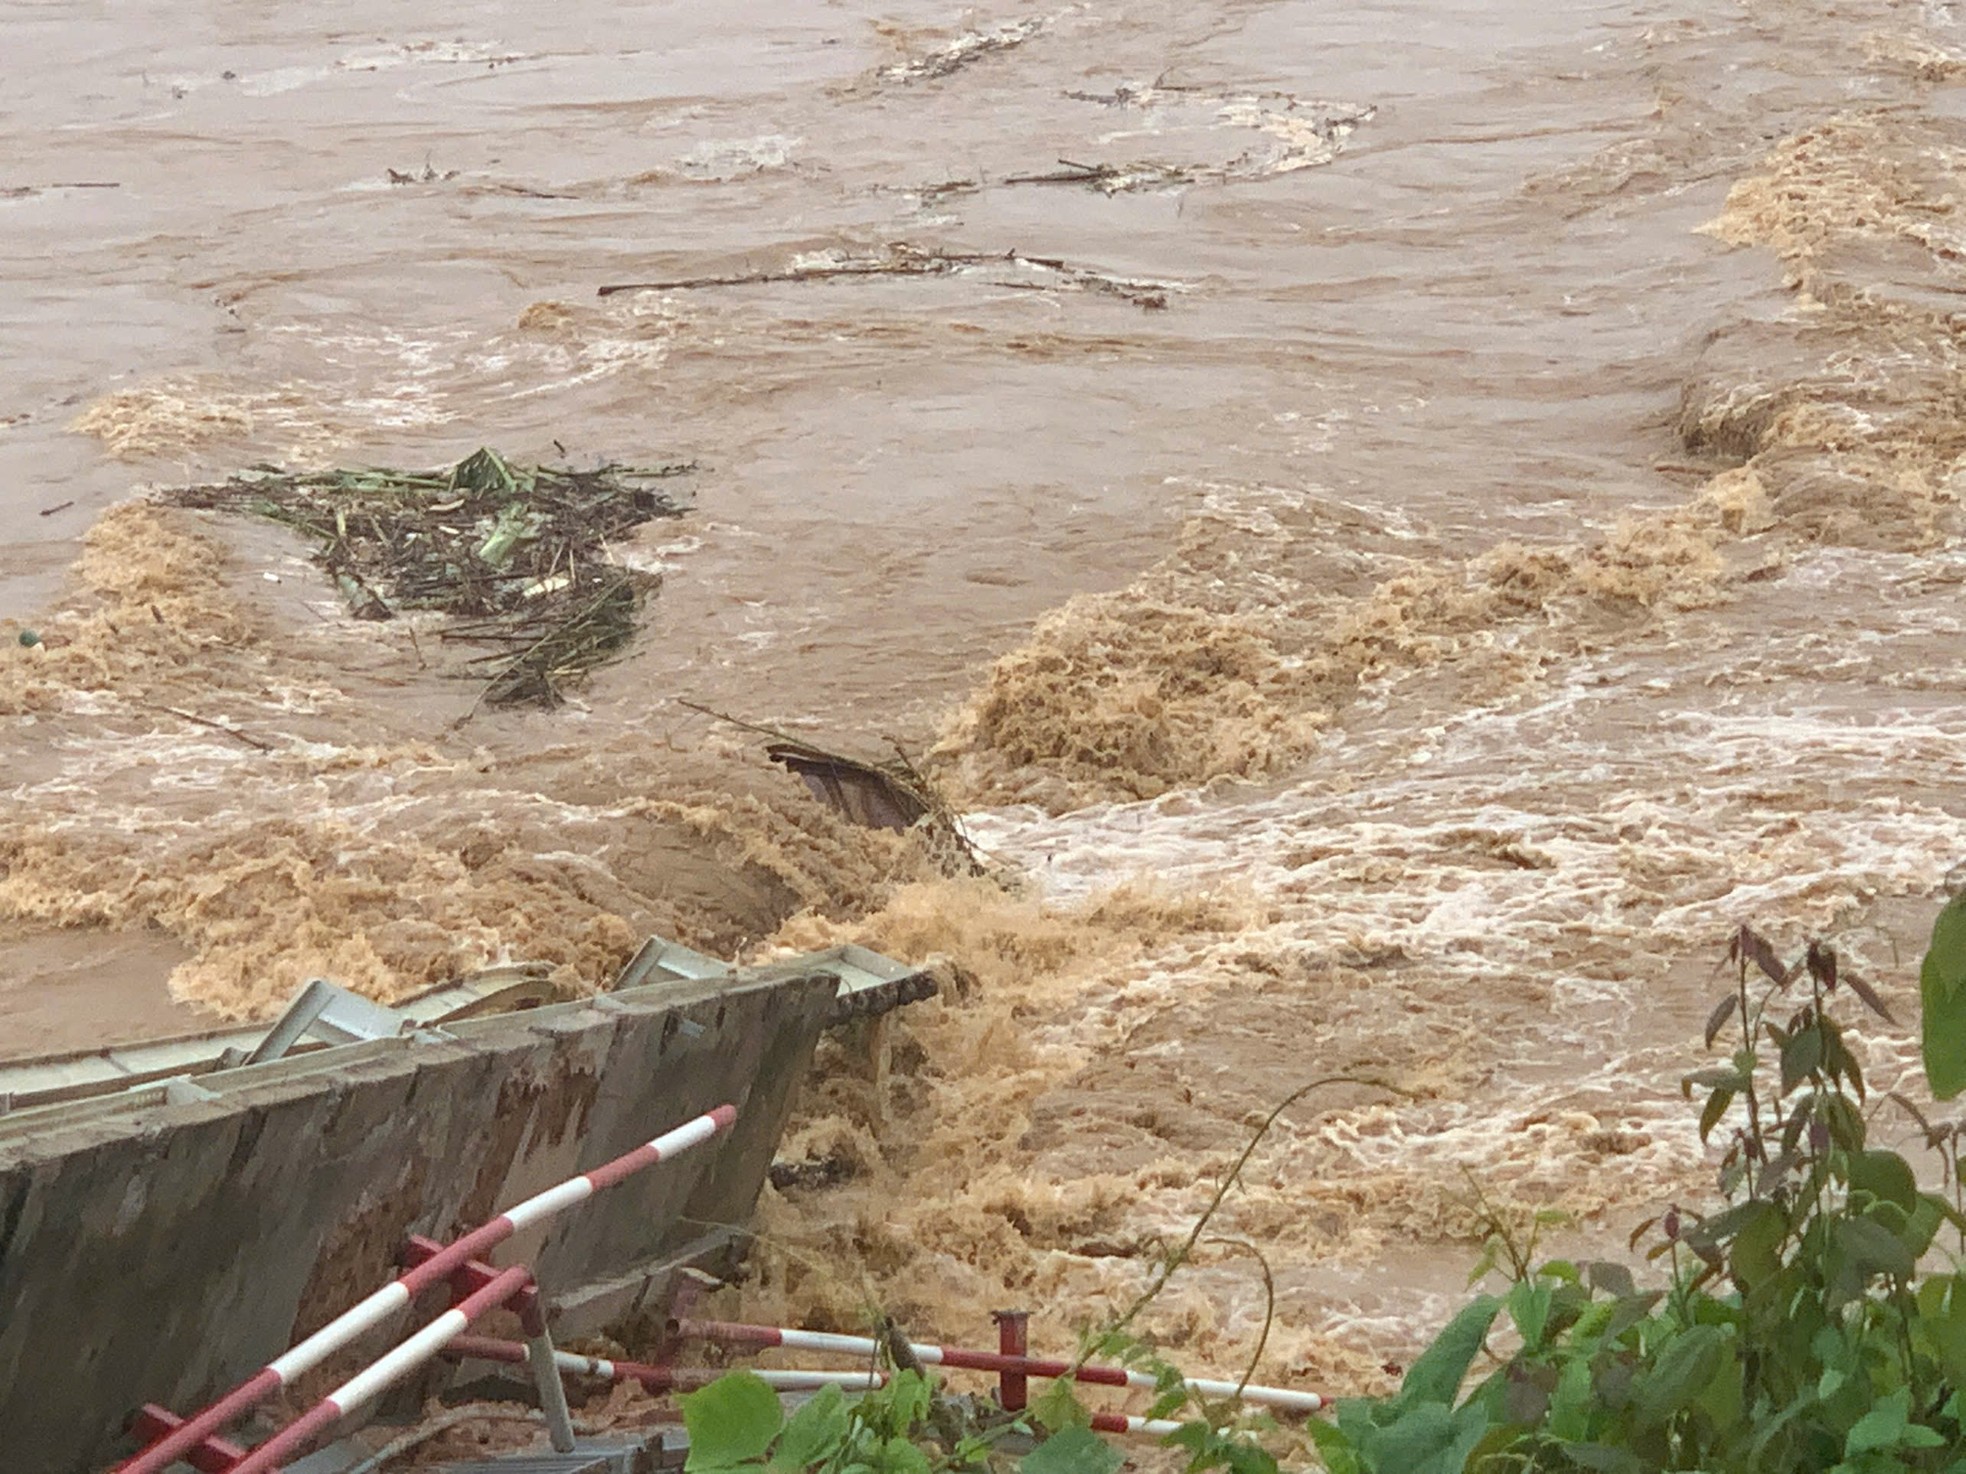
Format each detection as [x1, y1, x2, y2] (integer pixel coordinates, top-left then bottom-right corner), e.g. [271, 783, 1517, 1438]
[4, 0, 1965, 1411]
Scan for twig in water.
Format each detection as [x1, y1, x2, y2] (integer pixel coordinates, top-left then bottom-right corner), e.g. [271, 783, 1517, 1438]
[598, 251, 988, 297]
[141, 702, 275, 752]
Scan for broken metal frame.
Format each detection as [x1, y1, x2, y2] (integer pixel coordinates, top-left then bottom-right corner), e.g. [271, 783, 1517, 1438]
[242, 978, 414, 1065]
[0, 939, 934, 1120]
[0, 967, 556, 1117]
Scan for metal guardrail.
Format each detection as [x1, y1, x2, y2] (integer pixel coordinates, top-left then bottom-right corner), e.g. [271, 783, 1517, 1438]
[116, 1107, 738, 1474]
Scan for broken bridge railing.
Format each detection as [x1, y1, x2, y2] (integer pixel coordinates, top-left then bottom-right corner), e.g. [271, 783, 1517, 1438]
[113, 1103, 739, 1474]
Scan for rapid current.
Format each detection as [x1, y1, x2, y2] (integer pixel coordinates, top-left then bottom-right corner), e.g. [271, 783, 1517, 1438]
[4, 0, 1965, 1410]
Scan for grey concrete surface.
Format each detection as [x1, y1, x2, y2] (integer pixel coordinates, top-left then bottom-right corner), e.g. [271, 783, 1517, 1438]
[0, 970, 837, 1474]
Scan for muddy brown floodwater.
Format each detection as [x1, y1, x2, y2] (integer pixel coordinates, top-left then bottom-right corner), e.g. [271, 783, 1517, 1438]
[5, 0, 1966, 1437]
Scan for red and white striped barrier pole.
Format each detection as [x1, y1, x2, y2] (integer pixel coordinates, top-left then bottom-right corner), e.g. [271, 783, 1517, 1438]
[446, 1334, 888, 1393]
[673, 1319, 1326, 1415]
[449, 1334, 1173, 1439]
[116, 1103, 738, 1474]
[1092, 1411, 1185, 1438]
[228, 1265, 534, 1474]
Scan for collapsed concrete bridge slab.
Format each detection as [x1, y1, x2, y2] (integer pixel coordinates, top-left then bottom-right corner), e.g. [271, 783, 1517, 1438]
[0, 946, 930, 1474]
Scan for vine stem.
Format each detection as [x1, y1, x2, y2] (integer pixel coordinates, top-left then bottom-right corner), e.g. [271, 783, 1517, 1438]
[1203, 1235, 1277, 1405]
[1097, 1072, 1413, 1353]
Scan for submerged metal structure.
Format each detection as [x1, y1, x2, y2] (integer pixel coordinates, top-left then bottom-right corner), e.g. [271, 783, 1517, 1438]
[0, 940, 931, 1474]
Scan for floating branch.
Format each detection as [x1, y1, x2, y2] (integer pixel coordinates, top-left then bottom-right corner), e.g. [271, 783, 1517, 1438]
[599, 243, 1178, 311]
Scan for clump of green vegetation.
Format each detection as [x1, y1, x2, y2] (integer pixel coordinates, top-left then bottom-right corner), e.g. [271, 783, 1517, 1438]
[170, 446, 694, 707]
[681, 893, 1966, 1473]
[1307, 899, 1966, 1474]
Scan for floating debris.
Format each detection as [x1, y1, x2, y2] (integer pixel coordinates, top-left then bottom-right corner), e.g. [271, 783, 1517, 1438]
[386, 161, 460, 184]
[682, 700, 989, 874]
[874, 18, 1048, 84]
[598, 242, 1179, 311]
[766, 744, 931, 832]
[1009, 92, 1377, 193]
[168, 447, 695, 708]
[894, 177, 985, 209]
[1, 180, 120, 199]
[1003, 158, 1202, 194]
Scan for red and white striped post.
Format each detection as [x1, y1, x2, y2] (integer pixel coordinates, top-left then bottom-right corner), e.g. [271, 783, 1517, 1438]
[227, 1265, 534, 1474]
[1090, 1411, 1184, 1438]
[673, 1318, 1326, 1415]
[116, 1103, 738, 1474]
[445, 1334, 887, 1393]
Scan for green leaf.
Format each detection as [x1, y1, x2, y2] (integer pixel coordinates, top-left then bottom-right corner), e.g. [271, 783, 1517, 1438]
[1916, 1274, 1966, 1387]
[1030, 1377, 1089, 1433]
[1548, 1358, 1592, 1443]
[1398, 1296, 1501, 1409]
[684, 1371, 785, 1471]
[1694, 1341, 1743, 1430]
[770, 1385, 848, 1473]
[1563, 1299, 1619, 1354]
[1704, 991, 1740, 1048]
[1500, 1363, 1552, 1424]
[1699, 1087, 1735, 1143]
[1021, 1426, 1124, 1474]
[1905, 1194, 1945, 1259]
[1849, 1150, 1919, 1212]
[1823, 1092, 1868, 1152]
[1219, 1440, 1283, 1474]
[1728, 1200, 1786, 1288]
[1631, 1324, 1725, 1427]
[1306, 1419, 1360, 1474]
[1334, 1396, 1384, 1446]
[1780, 1026, 1824, 1092]
[1746, 1397, 1812, 1465]
[1836, 1214, 1917, 1279]
[1599, 1293, 1663, 1346]
[885, 1370, 932, 1432]
[872, 1436, 933, 1474]
[1923, 891, 1966, 1100]
[1584, 1262, 1635, 1299]
[1507, 1279, 1554, 1351]
[1682, 1201, 1763, 1257]
[1361, 1402, 1490, 1474]
[1846, 1387, 1912, 1455]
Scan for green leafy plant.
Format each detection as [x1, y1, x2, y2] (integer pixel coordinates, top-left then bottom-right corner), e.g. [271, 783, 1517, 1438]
[1310, 913, 1966, 1474]
[1924, 892, 1966, 1101]
[680, 1358, 1076, 1473]
[685, 898, 1966, 1474]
